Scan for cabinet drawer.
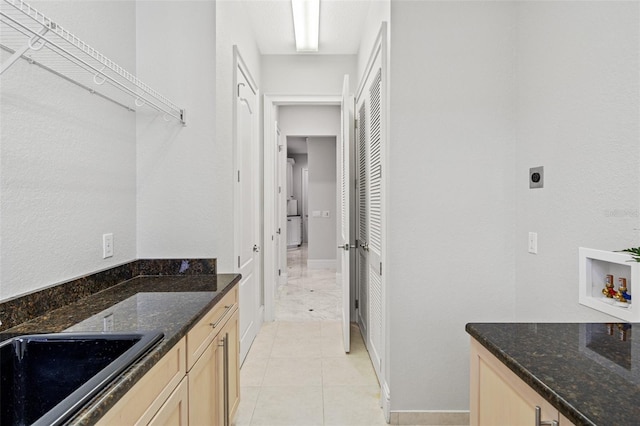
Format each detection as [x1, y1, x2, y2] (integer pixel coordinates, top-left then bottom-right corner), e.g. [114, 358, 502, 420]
[97, 337, 186, 426]
[187, 287, 238, 370]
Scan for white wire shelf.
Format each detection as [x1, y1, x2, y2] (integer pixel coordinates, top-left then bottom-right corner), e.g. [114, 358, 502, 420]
[0, 0, 186, 125]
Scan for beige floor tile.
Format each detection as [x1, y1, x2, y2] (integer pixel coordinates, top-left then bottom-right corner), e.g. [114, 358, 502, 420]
[262, 357, 322, 386]
[320, 333, 347, 358]
[322, 356, 380, 387]
[231, 386, 260, 426]
[276, 321, 322, 338]
[323, 385, 388, 426]
[244, 333, 276, 361]
[321, 320, 342, 336]
[250, 386, 324, 426]
[240, 356, 269, 387]
[270, 334, 322, 359]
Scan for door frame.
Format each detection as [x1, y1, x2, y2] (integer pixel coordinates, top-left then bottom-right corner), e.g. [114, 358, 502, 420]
[263, 95, 341, 322]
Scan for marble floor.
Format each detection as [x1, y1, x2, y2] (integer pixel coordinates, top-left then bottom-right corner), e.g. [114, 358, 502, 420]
[275, 244, 342, 321]
[232, 244, 387, 426]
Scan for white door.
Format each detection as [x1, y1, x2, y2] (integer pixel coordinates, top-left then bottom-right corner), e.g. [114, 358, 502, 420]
[235, 55, 260, 364]
[356, 98, 368, 340]
[356, 44, 385, 379]
[339, 75, 354, 352]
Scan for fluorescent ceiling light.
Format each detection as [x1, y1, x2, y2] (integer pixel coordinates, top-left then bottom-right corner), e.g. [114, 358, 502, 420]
[291, 0, 319, 52]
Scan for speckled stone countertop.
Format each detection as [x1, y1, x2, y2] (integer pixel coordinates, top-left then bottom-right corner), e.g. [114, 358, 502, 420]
[1, 273, 240, 425]
[466, 323, 640, 426]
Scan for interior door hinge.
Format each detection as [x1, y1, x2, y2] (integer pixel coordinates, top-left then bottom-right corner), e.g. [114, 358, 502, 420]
[355, 299, 359, 309]
[278, 186, 281, 194]
[238, 256, 240, 268]
[379, 262, 382, 275]
[278, 144, 284, 152]
[237, 170, 240, 182]
[278, 269, 281, 276]
[354, 118, 359, 129]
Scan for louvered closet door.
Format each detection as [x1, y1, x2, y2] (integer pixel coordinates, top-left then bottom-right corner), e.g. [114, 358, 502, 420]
[356, 52, 384, 380]
[366, 67, 383, 378]
[356, 100, 369, 340]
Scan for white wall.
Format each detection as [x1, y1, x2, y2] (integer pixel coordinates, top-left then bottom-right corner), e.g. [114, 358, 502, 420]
[388, 0, 518, 412]
[513, 1, 640, 322]
[261, 55, 357, 95]
[388, 0, 640, 414]
[307, 137, 337, 264]
[136, 1, 218, 261]
[0, 1, 137, 301]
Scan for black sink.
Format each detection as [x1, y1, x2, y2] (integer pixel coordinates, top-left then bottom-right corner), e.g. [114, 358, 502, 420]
[0, 331, 163, 426]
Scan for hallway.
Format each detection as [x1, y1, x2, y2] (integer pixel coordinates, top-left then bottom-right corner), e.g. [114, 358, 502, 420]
[233, 245, 386, 426]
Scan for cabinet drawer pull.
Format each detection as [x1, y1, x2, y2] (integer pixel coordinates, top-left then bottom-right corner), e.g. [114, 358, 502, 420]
[209, 304, 235, 329]
[535, 406, 558, 426]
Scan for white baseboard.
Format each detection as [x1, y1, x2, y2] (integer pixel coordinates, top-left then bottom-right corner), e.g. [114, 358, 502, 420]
[389, 411, 470, 426]
[307, 259, 336, 269]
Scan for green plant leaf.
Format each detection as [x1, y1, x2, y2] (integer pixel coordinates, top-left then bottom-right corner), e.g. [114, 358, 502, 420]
[618, 247, 640, 262]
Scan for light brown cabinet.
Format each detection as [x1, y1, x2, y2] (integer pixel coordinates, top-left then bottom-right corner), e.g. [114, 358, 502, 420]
[470, 338, 574, 426]
[98, 286, 240, 426]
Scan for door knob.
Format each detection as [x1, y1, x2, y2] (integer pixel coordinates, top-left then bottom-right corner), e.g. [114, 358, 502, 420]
[253, 244, 260, 253]
[338, 243, 350, 251]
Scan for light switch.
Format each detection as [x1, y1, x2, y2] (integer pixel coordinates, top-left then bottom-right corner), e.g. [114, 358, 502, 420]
[528, 232, 538, 254]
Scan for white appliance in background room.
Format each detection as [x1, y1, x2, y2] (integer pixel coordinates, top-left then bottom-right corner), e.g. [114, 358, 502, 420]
[287, 199, 302, 247]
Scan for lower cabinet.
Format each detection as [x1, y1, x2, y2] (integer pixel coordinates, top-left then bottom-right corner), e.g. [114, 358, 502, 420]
[98, 287, 240, 426]
[470, 338, 574, 426]
[148, 378, 189, 426]
[189, 310, 239, 426]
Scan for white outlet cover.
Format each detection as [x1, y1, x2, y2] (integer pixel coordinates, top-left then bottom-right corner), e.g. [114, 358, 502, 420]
[103, 233, 114, 258]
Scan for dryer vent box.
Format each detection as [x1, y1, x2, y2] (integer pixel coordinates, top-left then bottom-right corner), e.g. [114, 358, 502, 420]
[529, 166, 544, 189]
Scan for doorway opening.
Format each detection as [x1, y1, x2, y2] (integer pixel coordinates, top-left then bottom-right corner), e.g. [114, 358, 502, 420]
[277, 136, 339, 321]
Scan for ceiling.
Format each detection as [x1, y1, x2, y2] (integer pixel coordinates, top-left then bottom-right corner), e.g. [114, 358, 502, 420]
[241, 0, 373, 55]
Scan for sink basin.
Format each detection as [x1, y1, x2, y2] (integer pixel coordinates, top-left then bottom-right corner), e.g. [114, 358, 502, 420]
[0, 331, 163, 426]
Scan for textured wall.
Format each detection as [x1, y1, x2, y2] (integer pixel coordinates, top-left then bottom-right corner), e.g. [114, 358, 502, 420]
[136, 1, 219, 262]
[1, 1, 137, 301]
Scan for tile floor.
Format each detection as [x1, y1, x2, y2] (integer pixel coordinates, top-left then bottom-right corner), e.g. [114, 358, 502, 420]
[232, 245, 387, 426]
[275, 244, 342, 321]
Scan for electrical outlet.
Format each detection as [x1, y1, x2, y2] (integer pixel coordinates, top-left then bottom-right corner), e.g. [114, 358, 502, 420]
[528, 232, 538, 254]
[529, 166, 544, 189]
[103, 233, 114, 258]
[103, 313, 114, 331]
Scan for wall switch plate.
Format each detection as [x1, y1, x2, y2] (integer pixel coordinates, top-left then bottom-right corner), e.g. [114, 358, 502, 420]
[312, 211, 321, 217]
[529, 166, 544, 189]
[103, 233, 113, 258]
[322, 211, 330, 218]
[528, 232, 538, 254]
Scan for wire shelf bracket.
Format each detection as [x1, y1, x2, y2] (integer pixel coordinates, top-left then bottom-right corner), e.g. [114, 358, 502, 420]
[0, 0, 186, 125]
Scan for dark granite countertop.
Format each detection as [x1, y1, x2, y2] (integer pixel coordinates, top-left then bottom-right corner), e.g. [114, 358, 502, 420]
[2, 273, 240, 425]
[466, 323, 640, 426]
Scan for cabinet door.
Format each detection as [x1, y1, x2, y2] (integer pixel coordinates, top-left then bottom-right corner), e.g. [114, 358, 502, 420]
[148, 378, 188, 426]
[218, 310, 240, 425]
[470, 339, 558, 426]
[188, 338, 219, 425]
